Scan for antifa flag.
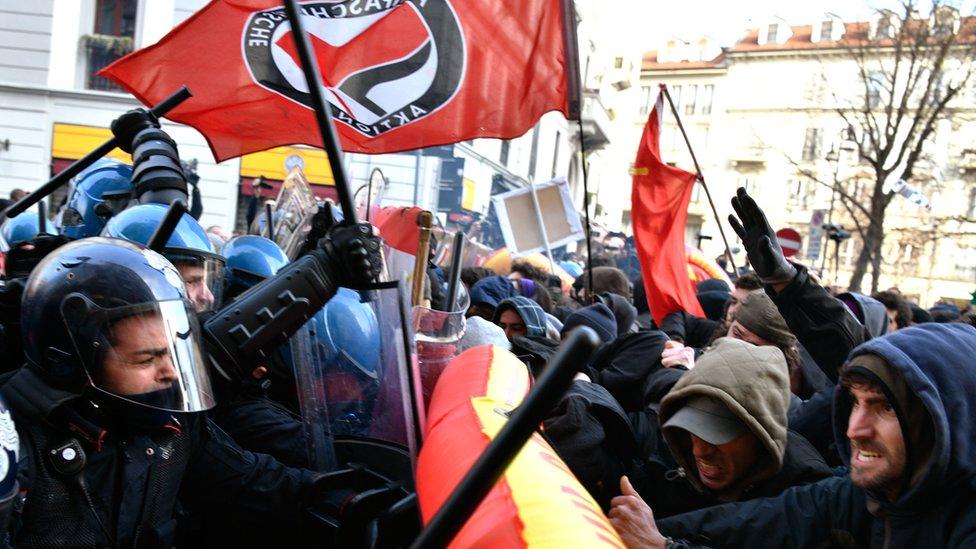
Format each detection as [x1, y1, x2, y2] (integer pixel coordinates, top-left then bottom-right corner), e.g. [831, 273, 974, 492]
[632, 88, 706, 325]
[100, 0, 577, 160]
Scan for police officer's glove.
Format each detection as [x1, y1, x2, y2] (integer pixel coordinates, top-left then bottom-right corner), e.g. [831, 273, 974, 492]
[110, 108, 159, 154]
[728, 187, 797, 287]
[5, 234, 73, 279]
[314, 222, 383, 288]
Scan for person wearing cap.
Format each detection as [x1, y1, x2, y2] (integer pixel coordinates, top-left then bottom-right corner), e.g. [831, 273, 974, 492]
[466, 275, 518, 320]
[615, 337, 830, 522]
[561, 302, 618, 344]
[614, 323, 976, 549]
[492, 296, 548, 341]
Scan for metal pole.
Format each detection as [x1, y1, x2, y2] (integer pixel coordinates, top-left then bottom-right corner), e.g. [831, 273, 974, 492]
[412, 148, 422, 206]
[36, 200, 47, 234]
[265, 202, 275, 241]
[659, 85, 738, 274]
[6, 86, 192, 218]
[411, 327, 602, 549]
[576, 120, 594, 299]
[282, 0, 357, 222]
[528, 178, 556, 273]
[445, 231, 466, 312]
[147, 200, 187, 252]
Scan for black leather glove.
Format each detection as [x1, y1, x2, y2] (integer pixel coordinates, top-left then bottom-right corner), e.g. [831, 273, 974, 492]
[5, 234, 73, 279]
[110, 109, 159, 154]
[315, 222, 383, 288]
[728, 187, 797, 286]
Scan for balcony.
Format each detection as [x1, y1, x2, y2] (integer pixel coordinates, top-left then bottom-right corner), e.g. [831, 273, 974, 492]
[730, 146, 767, 168]
[579, 91, 612, 150]
[82, 34, 134, 91]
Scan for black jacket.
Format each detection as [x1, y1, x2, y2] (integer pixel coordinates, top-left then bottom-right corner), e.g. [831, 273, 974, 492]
[2, 367, 320, 549]
[585, 330, 669, 412]
[659, 311, 719, 350]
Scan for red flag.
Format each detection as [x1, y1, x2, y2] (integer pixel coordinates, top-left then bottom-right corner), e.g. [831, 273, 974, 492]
[100, 0, 575, 161]
[632, 89, 705, 325]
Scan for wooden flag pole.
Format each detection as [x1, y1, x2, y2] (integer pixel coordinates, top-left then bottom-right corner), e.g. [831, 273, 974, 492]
[659, 84, 738, 275]
[412, 210, 434, 307]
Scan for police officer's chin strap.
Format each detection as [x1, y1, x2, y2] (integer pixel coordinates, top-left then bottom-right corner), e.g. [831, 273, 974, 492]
[202, 223, 382, 382]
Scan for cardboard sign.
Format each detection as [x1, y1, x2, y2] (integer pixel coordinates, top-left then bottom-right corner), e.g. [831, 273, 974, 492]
[490, 178, 584, 256]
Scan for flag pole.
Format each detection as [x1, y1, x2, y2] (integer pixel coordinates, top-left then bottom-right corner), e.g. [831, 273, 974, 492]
[659, 84, 737, 275]
[561, 0, 594, 299]
[282, 0, 357, 223]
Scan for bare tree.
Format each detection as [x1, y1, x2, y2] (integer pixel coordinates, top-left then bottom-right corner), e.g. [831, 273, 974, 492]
[827, 1, 976, 292]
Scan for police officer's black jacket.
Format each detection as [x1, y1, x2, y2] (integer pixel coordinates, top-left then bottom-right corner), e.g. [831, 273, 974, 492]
[1, 367, 322, 549]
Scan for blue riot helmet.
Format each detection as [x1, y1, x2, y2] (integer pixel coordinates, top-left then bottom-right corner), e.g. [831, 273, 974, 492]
[56, 158, 133, 239]
[21, 238, 214, 413]
[0, 394, 17, 516]
[0, 211, 57, 252]
[102, 203, 225, 313]
[221, 235, 289, 300]
[297, 287, 381, 437]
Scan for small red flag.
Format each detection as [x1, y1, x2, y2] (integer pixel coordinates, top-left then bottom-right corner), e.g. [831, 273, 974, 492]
[632, 90, 705, 325]
[100, 0, 574, 161]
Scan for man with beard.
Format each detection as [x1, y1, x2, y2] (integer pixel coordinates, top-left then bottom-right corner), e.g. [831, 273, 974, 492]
[608, 323, 976, 548]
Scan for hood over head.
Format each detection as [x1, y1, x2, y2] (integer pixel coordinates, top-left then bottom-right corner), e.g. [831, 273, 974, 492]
[659, 337, 790, 498]
[493, 296, 548, 339]
[833, 323, 976, 510]
[469, 275, 517, 309]
[837, 292, 889, 338]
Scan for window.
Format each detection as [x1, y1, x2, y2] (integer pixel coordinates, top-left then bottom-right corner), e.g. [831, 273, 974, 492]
[684, 85, 698, 115]
[867, 71, 885, 108]
[670, 85, 683, 113]
[876, 16, 894, 39]
[766, 24, 779, 43]
[821, 20, 834, 40]
[700, 84, 714, 115]
[968, 187, 976, 218]
[86, 0, 137, 91]
[527, 124, 541, 178]
[614, 57, 624, 69]
[499, 140, 510, 166]
[639, 85, 654, 115]
[802, 128, 822, 161]
[551, 131, 561, 179]
[789, 179, 813, 208]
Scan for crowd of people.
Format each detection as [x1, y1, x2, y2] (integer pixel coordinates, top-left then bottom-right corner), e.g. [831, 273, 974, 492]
[448, 188, 976, 548]
[0, 104, 973, 548]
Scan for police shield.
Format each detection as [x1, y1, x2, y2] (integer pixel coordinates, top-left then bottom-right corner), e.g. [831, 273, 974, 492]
[412, 284, 469, 408]
[292, 282, 423, 476]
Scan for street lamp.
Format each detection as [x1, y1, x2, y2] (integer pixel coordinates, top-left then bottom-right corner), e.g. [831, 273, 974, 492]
[820, 136, 857, 274]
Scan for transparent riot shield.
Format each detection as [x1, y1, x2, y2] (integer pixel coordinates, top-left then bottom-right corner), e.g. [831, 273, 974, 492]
[412, 284, 469, 409]
[293, 282, 424, 474]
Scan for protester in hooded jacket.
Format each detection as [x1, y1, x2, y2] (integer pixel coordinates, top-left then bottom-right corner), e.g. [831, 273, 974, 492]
[837, 292, 890, 339]
[621, 338, 831, 520]
[466, 275, 518, 320]
[491, 296, 548, 341]
[613, 323, 976, 549]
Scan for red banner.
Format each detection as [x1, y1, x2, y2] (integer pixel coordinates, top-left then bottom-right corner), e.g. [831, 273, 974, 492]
[632, 90, 706, 325]
[101, 0, 573, 161]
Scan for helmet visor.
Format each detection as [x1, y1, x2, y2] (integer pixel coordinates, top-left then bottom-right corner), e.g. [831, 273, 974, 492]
[64, 296, 215, 413]
[165, 249, 225, 313]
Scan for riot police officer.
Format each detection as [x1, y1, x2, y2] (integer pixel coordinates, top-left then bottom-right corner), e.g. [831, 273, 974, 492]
[1, 226, 380, 547]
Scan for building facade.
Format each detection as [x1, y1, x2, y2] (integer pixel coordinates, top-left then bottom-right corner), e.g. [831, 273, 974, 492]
[631, 13, 976, 306]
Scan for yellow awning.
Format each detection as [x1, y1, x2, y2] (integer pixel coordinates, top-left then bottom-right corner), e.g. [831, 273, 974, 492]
[51, 123, 131, 163]
[239, 146, 335, 186]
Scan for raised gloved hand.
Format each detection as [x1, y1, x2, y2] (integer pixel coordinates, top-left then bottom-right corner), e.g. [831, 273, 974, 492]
[728, 187, 797, 287]
[316, 222, 383, 288]
[110, 109, 159, 154]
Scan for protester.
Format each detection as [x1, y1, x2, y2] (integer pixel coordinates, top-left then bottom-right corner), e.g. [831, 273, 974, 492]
[467, 275, 518, 319]
[909, 302, 933, 324]
[596, 292, 639, 336]
[872, 290, 912, 332]
[930, 302, 961, 323]
[562, 302, 618, 344]
[460, 266, 496, 290]
[693, 278, 730, 322]
[458, 315, 511, 352]
[492, 296, 548, 341]
[612, 323, 976, 548]
[577, 266, 632, 303]
[621, 337, 830, 519]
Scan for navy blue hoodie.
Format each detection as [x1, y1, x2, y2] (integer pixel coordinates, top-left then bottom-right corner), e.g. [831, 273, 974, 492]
[657, 323, 976, 548]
